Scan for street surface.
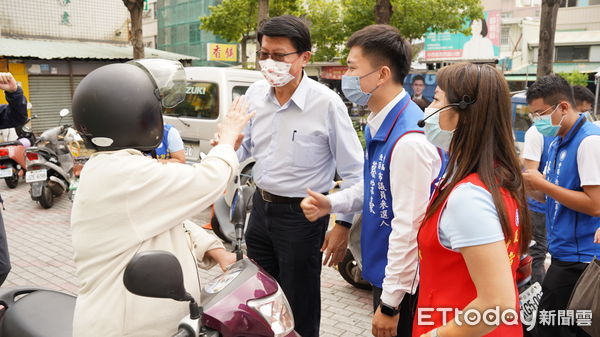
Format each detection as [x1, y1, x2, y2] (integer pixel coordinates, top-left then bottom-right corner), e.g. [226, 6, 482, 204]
[1, 181, 373, 336]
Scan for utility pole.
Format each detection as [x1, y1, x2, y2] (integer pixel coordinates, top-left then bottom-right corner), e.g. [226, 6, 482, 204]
[536, 0, 561, 78]
[256, 0, 269, 69]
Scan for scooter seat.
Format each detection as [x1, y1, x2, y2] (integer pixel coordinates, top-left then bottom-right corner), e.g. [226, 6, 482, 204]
[1, 290, 75, 337]
[0, 141, 22, 147]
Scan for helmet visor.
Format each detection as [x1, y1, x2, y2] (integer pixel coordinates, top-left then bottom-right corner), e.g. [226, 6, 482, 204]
[127, 59, 187, 108]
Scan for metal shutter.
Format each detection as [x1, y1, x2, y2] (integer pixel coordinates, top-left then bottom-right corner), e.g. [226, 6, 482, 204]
[28, 76, 84, 134]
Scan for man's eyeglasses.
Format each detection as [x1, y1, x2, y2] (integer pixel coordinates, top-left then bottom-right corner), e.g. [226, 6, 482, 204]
[256, 51, 299, 62]
[529, 104, 557, 122]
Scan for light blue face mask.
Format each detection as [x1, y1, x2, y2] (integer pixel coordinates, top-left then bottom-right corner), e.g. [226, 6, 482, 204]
[423, 107, 454, 152]
[341, 68, 380, 106]
[533, 106, 563, 137]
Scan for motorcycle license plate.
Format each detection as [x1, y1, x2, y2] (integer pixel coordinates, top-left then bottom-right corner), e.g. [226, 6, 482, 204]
[0, 168, 12, 178]
[26, 169, 47, 183]
[519, 281, 542, 323]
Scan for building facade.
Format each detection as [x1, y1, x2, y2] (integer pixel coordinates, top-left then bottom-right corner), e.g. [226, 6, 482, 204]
[0, 0, 194, 133]
[156, 0, 239, 66]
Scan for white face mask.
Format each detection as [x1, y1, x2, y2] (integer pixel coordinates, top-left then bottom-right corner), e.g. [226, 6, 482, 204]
[259, 59, 295, 87]
[423, 106, 455, 152]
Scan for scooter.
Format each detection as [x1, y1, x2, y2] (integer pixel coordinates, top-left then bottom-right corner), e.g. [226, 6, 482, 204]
[24, 109, 77, 209]
[124, 185, 299, 337]
[0, 186, 299, 337]
[0, 120, 37, 188]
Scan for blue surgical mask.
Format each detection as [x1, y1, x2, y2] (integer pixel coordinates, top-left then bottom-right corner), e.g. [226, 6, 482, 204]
[533, 106, 563, 137]
[423, 107, 454, 152]
[341, 69, 380, 106]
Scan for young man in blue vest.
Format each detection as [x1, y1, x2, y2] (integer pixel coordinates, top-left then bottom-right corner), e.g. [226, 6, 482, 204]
[301, 25, 443, 337]
[523, 74, 600, 337]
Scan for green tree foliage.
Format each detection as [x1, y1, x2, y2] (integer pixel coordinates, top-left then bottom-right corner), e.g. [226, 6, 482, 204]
[303, 0, 346, 61]
[200, 0, 302, 67]
[201, 0, 483, 64]
[558, 71, 589, 87]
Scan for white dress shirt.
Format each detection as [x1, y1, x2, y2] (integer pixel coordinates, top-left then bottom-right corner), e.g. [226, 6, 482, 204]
[328, 89, 442, 306]
[238, 73, 364, 223]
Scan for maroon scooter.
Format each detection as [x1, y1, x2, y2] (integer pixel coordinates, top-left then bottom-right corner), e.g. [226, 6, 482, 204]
[124, 185, 301, 337]
[0, 187, 300, 337]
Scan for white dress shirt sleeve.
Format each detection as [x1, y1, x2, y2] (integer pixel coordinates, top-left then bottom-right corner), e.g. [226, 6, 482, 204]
[380, 134, 441, 307]
[522, 126, 543, 162]
[577, 135, 600, 186]
[327, 98, 365, 223]
[129, 144, 239, 240]
[236, 86, 258, 163]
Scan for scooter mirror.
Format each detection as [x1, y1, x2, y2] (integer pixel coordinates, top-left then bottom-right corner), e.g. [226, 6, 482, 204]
[230, 185, 254, 226]
[59, 109, 70, 117]
[123, 250, 189, 301]
[230, 187, 246, 226]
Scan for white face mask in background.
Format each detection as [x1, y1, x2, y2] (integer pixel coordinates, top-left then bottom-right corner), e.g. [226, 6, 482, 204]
[423, 106, 455, 152]
[259, 59, 295, 87]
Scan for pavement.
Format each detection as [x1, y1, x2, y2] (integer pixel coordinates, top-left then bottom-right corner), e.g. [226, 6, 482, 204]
[1, 180, 373, 336]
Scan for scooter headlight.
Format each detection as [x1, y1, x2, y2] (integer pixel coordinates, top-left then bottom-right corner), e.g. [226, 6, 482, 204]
[202, 266, 243, 294]
[247, 287, 294, 337]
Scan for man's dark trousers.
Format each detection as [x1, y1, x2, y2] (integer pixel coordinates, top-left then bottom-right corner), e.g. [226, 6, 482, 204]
[535, 258, 591, 337]
[245, 191, 328, 337]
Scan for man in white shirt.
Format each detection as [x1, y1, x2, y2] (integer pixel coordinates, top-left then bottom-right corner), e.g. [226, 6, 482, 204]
[301, 25, 442, 337]
[226, 15, 363, 337]
[70, 61, 252, 336]
[521, 124, 550, 284]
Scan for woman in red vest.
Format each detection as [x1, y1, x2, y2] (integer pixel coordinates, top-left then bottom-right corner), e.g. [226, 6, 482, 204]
[414, 63, 532, 337]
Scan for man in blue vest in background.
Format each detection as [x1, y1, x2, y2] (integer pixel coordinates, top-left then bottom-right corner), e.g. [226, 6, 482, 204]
[301, 25, 443, 337]
[524, 74, 600, 337]
[154, 123, 185, 164]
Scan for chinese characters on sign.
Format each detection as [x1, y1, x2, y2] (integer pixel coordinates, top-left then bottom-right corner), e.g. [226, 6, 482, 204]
[207, 43, 238, 62]
[59, 0, 72, 25]
[368, 154, 390, 227]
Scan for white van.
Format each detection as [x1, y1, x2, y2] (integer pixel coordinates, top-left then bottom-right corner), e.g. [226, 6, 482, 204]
[163, 67, 263, 163]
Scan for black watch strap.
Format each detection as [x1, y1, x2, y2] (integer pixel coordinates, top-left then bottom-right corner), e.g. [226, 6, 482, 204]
[335, 220, 352, 229]
[379, 303, 399, 316]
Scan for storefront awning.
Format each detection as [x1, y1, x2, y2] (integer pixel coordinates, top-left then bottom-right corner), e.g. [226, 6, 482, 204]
[504, 62, 600, 81]
[0, 37, 198, 61]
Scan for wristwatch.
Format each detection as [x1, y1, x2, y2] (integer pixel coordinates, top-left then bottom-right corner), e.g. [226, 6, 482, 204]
[431, 328, 441, 337]
[335, 220, 352, 229]
[379, 302, 399, 316]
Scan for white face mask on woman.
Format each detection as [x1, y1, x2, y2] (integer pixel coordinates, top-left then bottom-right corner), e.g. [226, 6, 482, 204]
[423, 106, 455, 152]
[258, 59, 295, 87]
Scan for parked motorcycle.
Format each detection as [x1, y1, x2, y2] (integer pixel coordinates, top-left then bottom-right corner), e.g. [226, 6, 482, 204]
[24, 109, 78, 209]
[0, 120, 37, 188]
[124, 185, 300, 337]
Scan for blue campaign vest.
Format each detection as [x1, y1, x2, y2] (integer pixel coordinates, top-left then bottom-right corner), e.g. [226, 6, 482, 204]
[361, 95, 427, 287]
[155, 124, 172, 159]
[544, 115, 600, 263]
[527, 135, 552, 214]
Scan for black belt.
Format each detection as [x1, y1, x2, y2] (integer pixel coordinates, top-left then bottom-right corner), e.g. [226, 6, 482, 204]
[257, 188, 304, 204]
[257, 188, 328, 204]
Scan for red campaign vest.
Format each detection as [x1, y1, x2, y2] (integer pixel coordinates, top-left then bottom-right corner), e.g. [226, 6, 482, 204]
[413, 173, 523, 337]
